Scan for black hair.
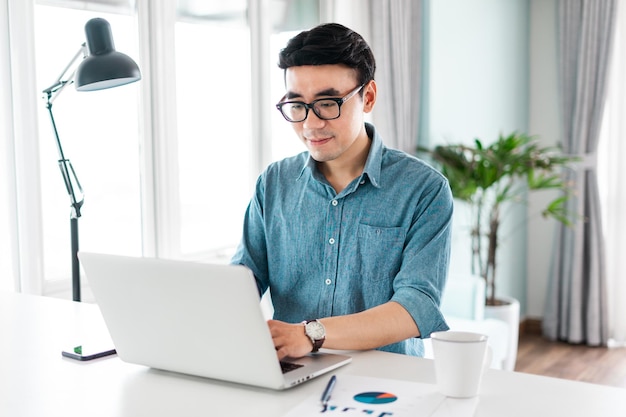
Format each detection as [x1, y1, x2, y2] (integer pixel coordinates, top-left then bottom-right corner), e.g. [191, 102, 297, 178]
[277, 23, 376, 86]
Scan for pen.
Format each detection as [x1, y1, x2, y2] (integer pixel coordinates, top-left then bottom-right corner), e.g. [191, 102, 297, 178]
[321, 374, 337, 412]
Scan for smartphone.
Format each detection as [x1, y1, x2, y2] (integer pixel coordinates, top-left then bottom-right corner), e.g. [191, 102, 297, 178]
[62, 344, 117, 361]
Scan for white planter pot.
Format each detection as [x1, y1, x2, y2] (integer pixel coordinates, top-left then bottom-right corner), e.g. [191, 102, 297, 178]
[484, 296, 520, 371]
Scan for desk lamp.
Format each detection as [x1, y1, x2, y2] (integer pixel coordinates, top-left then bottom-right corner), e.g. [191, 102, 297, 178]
[41, 17, 141, 302]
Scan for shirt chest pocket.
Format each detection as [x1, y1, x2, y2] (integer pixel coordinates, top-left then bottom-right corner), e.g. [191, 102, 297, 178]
[355, 223, 406, 282]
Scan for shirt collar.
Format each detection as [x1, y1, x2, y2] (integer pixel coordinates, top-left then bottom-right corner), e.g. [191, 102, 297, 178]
[297, 122, 384, 189]
[361, 122, 382, 189]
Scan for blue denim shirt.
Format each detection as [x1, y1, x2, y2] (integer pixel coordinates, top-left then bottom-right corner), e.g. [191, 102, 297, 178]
[232, 123, 452, 356]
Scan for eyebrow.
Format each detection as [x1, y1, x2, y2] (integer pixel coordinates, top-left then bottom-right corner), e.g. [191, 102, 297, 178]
[285, 87, 342, 100]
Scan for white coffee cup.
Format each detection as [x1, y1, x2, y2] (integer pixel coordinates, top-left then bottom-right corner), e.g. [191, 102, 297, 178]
[431, 330, 491, 398]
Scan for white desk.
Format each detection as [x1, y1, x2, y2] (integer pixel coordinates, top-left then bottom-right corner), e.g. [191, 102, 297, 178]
[1, 291, 625, 416]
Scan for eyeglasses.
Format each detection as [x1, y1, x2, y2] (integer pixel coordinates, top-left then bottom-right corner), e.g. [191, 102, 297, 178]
[275, 84, 364, 123]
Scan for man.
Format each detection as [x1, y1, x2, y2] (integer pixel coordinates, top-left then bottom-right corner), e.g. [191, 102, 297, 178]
[231, 23, 452, 358]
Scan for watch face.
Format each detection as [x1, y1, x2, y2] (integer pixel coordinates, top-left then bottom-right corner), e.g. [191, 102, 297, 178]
[306, 321, 325, 339]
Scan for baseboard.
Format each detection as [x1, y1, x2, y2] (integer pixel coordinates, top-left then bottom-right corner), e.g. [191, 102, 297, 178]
[520, 318, 543, 335]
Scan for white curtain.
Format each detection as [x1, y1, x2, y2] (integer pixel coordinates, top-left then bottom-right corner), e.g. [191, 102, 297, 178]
[598, 0, 626, 347]
[543, 0, 616, 346]
[368, 0, 422, 153]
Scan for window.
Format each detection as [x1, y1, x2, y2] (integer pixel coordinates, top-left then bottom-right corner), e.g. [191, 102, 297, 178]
[174, 3, 252, 258]
[1, 0, 322, 296]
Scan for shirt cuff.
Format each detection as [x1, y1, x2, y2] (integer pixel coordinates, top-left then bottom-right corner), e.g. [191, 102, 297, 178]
[392, 289, 449, 338]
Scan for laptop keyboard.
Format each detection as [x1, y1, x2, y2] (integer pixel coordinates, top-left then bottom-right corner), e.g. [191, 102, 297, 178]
[280, 360, 304, 374]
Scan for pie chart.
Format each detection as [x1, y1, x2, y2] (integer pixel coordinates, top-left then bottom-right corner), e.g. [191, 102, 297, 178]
[353, 391, 398, 404]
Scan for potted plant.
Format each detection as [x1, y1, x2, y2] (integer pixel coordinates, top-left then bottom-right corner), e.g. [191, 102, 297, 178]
[419, 132, 576, 370]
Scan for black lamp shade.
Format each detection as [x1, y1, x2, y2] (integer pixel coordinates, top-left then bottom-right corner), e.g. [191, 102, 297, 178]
[75, 18, 141, 92]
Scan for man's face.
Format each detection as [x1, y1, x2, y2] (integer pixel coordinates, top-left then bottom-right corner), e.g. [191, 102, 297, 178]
[283, 65, 375, 164]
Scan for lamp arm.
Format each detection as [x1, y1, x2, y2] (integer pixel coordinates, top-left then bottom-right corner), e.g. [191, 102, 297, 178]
[41, 43, 87, 103]
[45, 99, 84, 219]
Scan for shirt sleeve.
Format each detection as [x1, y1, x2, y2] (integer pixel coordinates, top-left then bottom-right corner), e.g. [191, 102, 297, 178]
[390, 177, 453, 338]
[230, 174, 270, 297]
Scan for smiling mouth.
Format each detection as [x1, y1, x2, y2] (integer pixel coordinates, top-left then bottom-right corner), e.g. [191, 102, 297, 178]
[307, 136, 332, 146]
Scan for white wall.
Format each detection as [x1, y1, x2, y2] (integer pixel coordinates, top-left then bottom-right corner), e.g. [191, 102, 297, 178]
[527, 0, 561, 318]
[426, 0, 530, 313]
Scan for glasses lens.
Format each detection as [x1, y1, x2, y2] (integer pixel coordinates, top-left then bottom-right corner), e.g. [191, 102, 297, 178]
[312, 100, 340, 120]
[280, 102, 307, 122]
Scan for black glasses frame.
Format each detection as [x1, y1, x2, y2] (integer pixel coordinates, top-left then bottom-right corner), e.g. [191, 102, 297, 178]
[275, 84, 365, 123]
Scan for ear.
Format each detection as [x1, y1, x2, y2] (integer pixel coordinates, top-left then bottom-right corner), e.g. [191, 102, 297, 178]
[362, 80, 377, 113]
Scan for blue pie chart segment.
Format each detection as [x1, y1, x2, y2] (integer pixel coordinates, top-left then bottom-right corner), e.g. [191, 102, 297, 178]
[353, 392, 398, 404]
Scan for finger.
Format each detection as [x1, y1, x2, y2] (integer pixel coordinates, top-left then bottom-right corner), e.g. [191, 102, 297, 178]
[276, 346, 290, 360]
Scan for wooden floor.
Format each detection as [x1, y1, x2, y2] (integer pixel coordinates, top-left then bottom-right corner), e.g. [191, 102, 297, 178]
[515, 332, 626, 389]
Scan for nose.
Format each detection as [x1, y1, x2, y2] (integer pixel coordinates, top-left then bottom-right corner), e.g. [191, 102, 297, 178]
[302, 108, 326, 129]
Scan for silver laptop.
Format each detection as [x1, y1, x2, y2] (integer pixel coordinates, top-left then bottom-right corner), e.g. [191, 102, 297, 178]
[79, 252, 351, 390]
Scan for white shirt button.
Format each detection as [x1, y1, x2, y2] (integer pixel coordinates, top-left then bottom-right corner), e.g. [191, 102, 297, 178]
[329, 238, 335, 245]
[331, 200, 338, 206]
[325, 279, 332, 285]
